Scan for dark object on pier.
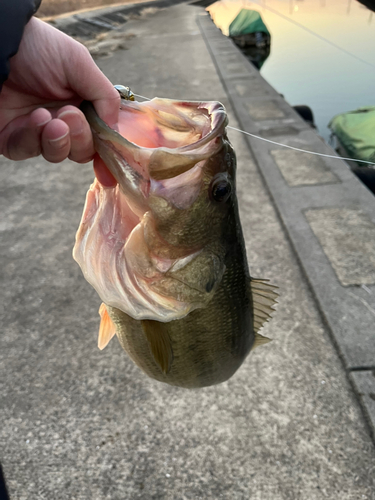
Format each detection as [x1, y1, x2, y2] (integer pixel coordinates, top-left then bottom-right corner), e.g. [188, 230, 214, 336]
[293, 105, 316, 127]
[351, 166, 375, 194]
[356, 0, 375, 12]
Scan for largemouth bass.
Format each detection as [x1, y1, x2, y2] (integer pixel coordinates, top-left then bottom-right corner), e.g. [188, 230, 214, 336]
[73, 95, 277, 388]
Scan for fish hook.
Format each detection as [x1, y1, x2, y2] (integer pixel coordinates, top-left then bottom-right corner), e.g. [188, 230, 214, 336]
[114, 85, 135, 101]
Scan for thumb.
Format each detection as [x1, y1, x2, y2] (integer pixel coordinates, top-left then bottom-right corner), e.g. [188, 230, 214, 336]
[65, 40, 120, 127]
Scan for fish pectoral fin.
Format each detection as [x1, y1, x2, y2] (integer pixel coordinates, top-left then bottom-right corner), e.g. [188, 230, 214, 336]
[251, 332, 272, 350]
[98, 303, 117, 350]
[141, 320, 174, 374]
[249, 277, 278, 333]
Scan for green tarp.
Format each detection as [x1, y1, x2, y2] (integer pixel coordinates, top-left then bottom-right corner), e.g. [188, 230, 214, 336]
[229, 9, 270, 37]
[328, 107, 375, 164]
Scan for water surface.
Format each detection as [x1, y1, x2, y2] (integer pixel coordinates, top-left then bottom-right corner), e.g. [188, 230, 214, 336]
[224, 0, 375, 141]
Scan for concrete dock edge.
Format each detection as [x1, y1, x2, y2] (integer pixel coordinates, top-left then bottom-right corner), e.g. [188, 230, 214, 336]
[198, 12, 375, 439]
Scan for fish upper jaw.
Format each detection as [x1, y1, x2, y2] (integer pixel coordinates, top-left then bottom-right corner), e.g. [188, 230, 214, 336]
[92, 135, 150, 218]
[82, 98, 227, 184]
[86, 98, 230, 218]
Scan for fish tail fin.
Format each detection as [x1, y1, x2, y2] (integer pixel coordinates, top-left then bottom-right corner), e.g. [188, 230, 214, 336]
[249, 277, 278, 347]
[98, 303, 117, 350]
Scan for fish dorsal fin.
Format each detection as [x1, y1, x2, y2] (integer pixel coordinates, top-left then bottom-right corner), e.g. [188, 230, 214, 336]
[98, 303, 117, 350]
[252, 332, 272, 350]
[141, 320, 174, 374]
[250, 277, 278, 336]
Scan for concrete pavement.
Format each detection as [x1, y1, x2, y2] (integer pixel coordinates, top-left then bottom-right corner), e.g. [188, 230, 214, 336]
[1, 3, 375, 499]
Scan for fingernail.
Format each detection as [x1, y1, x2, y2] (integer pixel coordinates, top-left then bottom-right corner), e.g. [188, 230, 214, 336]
[37, 118, 51, 127]
[48, 130, 69, 147]
[108, 122, 119, 132]
[57, 111, 84, 137]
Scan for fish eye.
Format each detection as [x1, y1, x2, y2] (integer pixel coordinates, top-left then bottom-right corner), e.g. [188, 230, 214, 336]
[210, 176, 232, 203]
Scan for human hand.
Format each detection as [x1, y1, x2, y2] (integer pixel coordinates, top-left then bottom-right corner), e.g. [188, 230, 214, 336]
[0, 17, 120, 163]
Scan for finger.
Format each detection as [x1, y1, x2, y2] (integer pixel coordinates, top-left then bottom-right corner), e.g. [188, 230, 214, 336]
[29, 108, 52, 129]
[3, 108, 52, 161]
[57, 106, 94, 163]
[41, 119, 70, 163]
[92, 91, 121, 129]
[66, 44, 120, 126]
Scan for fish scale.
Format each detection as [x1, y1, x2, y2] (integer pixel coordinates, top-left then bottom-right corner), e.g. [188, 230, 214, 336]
[108, 207, 252, 388]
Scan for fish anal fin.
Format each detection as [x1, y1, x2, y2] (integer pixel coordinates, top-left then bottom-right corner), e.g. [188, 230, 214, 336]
[98, 303, 117, 350]
[251, 332, 272, 351]
[141, 320, 174, 374]
[250, 277, 278, 334]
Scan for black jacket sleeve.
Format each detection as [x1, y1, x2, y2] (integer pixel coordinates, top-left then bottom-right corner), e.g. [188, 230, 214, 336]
[0, 463, 10, 500]
[0, 0, 42, 89]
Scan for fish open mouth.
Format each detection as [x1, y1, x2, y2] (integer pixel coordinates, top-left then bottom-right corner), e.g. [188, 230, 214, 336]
[82, 98, 227, 180]
[73, 98, 229, 321]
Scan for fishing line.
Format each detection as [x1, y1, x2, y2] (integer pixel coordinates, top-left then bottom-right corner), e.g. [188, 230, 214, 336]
[133, 93, 375, 167]
[227, 125, 375, 166]
[133, 93, 151, 101]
